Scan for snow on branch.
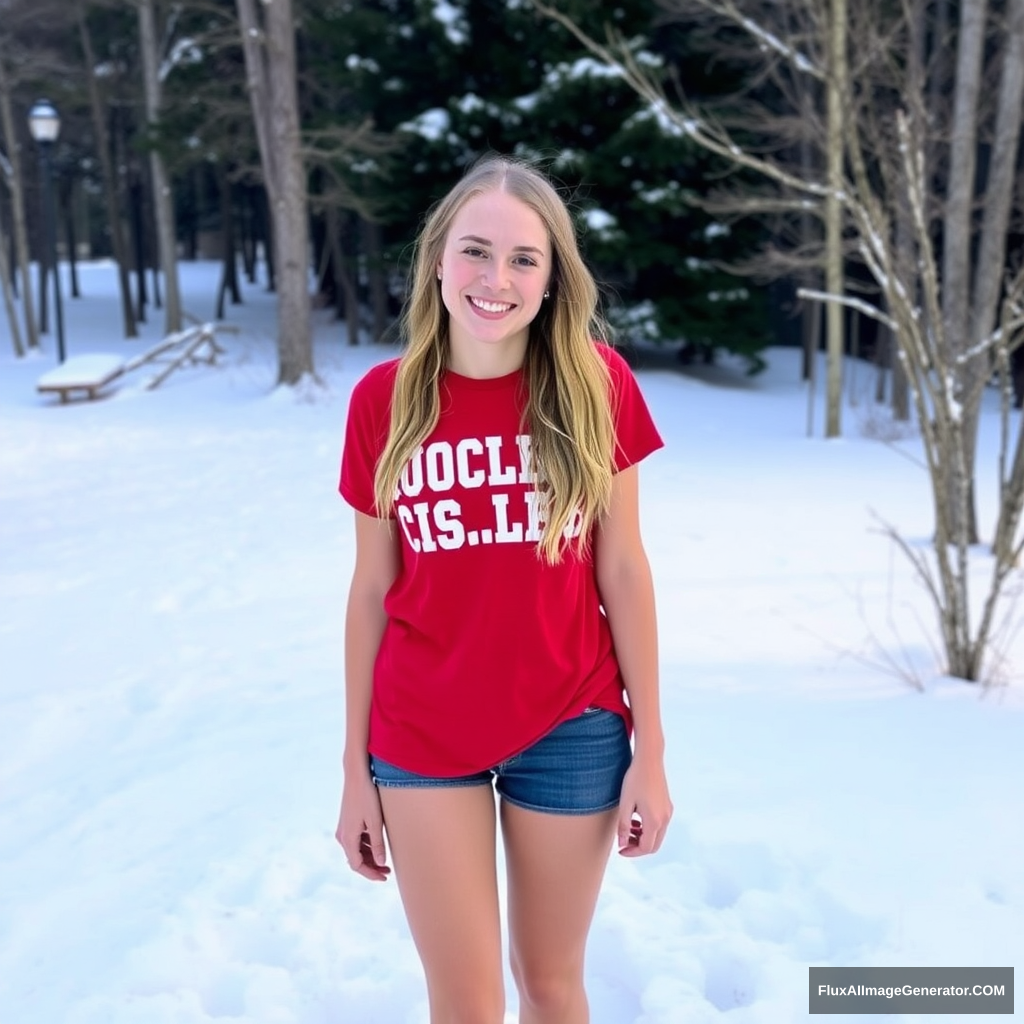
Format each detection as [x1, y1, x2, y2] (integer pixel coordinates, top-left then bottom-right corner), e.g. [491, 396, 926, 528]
[688, 0, 825, 80]
[796, 288, 896, 331]
[958, 316, 1024, 364]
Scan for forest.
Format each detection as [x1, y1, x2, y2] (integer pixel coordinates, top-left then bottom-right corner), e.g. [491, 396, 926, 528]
[3, 2, 1024, 555]
[0, 0, 781, 367]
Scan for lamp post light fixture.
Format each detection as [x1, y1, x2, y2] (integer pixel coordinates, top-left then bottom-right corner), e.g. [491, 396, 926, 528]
[28, 98, 66, 364]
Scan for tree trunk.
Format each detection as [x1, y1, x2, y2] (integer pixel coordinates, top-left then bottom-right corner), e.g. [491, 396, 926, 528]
[62, 176, 80, 298]
[138, 0, 183, 336]
[236, 0, 313, 385]
[38, 249, 49, 335]
[0, 214, 24, 355]
[798, 91, 819, 383]
[941, 0, 987, 542]
[328, 206, 360, 345]
[6, 221, 14, 294]
[888, 0, 926, 423]
[824, 0, 847, 437]
[129, 170, 148, 323]
[215, 163, 241, 320]
[363, 216, 390, 342]
[256, 184, 275, 291]
[969, 0, 1024, 535]
[241, 183, 258, 283]
[0, 45, 38, 350]
[76, 0, 138, 338]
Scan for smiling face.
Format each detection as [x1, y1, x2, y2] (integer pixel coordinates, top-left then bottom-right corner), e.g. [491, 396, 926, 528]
[437, 188, 552, 376]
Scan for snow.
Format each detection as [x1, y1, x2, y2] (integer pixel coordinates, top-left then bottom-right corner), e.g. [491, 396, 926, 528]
[584, 208, 617, 233]
[159, 38, 203, 83]
[707, 288, 750, 302]
[637, 184, 682, 206]
[397, 107, 450, 142]
[36, 353, 124, 388]
[543, 57, 623, 87]
[627, 100, 700, 140]
[736, 15, 821, 78]
[344, 54, 380, 74]
[431, 0, 468, 46]
[1, 260, 1022, 1024]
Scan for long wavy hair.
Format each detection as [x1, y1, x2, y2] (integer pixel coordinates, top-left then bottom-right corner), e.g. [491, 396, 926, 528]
[373, 156, 614, 564]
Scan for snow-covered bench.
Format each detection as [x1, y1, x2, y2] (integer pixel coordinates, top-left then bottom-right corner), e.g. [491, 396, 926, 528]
[36, 323, 231, 404]
[36, 354, 126, 403]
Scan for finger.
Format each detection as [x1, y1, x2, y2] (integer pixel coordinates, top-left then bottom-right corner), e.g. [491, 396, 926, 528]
[338, 828, 381, 877]
[366, 833, 389, 870]
[649, 816, 671, 853]
[617, 811, 640, 851]
[359, 832, 391, 877]
[618, 815, 634, 847]
[620, 819, 669, 857]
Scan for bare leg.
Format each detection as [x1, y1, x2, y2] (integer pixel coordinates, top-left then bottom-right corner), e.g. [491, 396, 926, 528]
[500, 802, 618, 1024]
[379, 784, 505, 1024]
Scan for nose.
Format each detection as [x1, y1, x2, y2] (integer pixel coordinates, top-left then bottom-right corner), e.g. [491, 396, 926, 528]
[480, 260, 510, 292]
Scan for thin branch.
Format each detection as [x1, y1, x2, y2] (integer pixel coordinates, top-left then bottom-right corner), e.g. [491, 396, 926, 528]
[797, 288, 897, 331]
[673, 0, 827, 80]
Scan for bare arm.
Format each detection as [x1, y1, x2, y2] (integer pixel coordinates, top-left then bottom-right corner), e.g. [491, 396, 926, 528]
[595, 464, 672, 855]
[337, 510, 400, 880]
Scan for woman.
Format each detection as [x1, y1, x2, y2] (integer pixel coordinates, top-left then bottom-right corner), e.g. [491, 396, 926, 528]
[336, 155, 672, 1024]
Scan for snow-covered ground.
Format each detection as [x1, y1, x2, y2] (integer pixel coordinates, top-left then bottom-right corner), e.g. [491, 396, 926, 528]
[1, 261, 1020, 1023]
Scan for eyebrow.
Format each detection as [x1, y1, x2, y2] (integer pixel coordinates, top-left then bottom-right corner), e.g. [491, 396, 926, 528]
[458, 234, 546, 255]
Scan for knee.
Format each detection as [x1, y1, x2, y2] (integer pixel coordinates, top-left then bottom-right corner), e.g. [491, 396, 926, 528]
[511, 957, 583, 1018]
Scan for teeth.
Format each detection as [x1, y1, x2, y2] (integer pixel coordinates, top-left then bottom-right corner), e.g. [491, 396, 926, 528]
[470, 297, 514, 313]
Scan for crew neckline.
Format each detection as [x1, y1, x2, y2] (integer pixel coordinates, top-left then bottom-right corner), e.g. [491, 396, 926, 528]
[442, 366, 524, 391]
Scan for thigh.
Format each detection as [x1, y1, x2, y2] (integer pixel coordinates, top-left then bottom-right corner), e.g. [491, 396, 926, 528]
[378, 784, 504, 1016]
[500, 800, 618, 983]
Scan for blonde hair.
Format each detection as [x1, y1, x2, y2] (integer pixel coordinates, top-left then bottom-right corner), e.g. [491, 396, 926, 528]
[373, 156, 615, 563]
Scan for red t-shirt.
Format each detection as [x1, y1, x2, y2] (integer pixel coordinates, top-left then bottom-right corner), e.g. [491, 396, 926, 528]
[339, 343, 663, 776]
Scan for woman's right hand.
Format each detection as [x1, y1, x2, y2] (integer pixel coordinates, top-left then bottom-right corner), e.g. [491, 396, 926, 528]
[336, 768, 391, 882]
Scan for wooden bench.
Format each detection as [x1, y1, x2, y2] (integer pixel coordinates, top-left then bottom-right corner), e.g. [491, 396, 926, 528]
[36, 354, 126, 403]
[36, 324, 231, 403]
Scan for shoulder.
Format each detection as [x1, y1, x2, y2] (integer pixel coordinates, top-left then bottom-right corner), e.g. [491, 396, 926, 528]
[592, 341, 632, 379]
[591, 342, 638, 398]
[349, 358, 401, 407]
[354, 357, 401, 393]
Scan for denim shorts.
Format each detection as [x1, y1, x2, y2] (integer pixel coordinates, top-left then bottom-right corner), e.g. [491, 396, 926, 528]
[369, 707, 632, 815]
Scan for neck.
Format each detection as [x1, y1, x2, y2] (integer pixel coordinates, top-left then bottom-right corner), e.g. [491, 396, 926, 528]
[447, 335, 528, 379]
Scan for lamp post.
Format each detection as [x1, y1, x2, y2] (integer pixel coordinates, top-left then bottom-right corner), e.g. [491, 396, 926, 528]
[28, 99, 65, 364]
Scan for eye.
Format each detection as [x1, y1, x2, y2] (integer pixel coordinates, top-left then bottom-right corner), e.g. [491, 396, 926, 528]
[462, 246, 487, 258]
[513, 254, 538, 267]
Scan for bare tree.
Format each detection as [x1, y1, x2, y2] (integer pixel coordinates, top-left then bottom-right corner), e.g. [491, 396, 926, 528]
[236, 0, 313, 385]
[136, 0, 182, 335]
[532, 0, 1024, 682]
[0, 201, 24, 355]
[75, 0, 138, 339]
[823, 0, 847, 437]
[0, 38, 38, 351]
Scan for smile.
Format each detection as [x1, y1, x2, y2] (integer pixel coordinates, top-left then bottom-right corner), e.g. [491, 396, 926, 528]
[468, 296, 516, 314]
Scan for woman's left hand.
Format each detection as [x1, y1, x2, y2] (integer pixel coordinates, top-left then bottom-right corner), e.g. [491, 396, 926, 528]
[616, 752, 673, 857]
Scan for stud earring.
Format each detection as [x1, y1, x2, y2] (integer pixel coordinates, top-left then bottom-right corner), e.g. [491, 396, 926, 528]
[544, 290, 550, 299]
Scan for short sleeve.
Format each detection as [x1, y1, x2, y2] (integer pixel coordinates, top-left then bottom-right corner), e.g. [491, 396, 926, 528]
[597, 344, 664, 471]
[339, 361, 398, 518]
